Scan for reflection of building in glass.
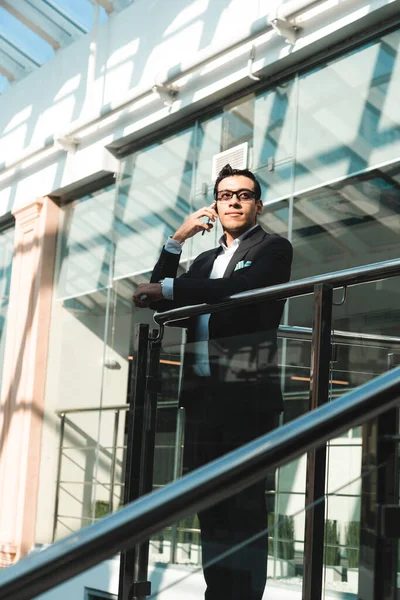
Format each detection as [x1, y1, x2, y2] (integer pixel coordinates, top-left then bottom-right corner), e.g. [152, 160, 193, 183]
[0, 2, 399, 598]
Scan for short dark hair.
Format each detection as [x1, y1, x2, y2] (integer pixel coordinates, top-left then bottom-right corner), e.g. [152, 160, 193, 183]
[213, 164, 262, 200]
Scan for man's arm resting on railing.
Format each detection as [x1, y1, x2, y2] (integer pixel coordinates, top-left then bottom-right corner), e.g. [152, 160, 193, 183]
[133, 236, 292, 310]
[173, 237, 292, 305]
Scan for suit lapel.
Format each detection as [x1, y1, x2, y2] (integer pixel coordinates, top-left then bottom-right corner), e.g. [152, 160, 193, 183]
[194, 247, 221, 277]
[223, 226, 266, 278]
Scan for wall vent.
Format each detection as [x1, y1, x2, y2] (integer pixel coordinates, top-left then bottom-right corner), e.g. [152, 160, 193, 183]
[211, 142, 248, 180]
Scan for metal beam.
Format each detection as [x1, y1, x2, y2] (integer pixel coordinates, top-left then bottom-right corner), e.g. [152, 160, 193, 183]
[113, 0, 133, 10]
[91, 0, 114, 16]
[0, 34, 40, 68]
[0, 47, 28, 80]
[42, 0, 88, 35]
[14, 0, 82, 44]
[0, 63, 14, 82]
[0, 1, 60, 50]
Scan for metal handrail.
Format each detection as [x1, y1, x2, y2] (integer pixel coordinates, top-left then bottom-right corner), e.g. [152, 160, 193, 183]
[55, 400, 178, 415]
[279, 325, 400, 348]
[1, 366, 399, 600]
[55, 405, 129, 415]
[154, 257, 400, 325]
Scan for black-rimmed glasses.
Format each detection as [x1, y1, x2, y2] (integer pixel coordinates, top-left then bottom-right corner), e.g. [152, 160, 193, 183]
[216, 189, 256, 202]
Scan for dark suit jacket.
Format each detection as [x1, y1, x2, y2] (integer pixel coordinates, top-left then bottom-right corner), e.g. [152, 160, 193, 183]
[151, 225, 293, 411]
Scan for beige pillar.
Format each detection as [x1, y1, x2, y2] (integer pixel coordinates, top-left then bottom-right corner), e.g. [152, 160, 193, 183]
[0, 196, 59, 566]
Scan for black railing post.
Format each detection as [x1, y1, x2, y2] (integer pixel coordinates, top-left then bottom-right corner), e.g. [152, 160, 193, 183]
[358, 409, 399, 600]
[118, 323, 149, 600]
[132, 331, 162, 600]
[302, 283, 333, 600]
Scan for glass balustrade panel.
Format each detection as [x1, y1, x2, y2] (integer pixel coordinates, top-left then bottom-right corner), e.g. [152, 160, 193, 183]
[323, 275, 400, 598]
[148, 294, 314, 591]
[145, 426, 376, 600]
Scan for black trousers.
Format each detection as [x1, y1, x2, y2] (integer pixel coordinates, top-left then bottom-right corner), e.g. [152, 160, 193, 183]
[181, 382, 280, 600]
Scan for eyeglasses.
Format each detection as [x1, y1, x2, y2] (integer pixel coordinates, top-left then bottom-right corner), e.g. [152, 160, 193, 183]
[216, 189, 256, 202]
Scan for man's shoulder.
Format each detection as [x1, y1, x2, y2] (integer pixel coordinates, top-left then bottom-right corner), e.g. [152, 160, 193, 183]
[266, 232, 292, 246]
[253, 228, 293, 250]
[192, 227, 292, 260]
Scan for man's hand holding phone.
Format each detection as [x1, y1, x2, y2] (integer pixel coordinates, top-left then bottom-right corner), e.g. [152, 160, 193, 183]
[172, 202, 218, 243]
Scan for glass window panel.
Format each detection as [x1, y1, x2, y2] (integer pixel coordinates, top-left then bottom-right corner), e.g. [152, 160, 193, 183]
[213, 85, 295, 205]
[223, 94, 255, 150]
[37, 184, 118, 547]
[323, 452, 363, 598]
[57, 186, 115, 298]
[291, 167, 400, 281]
[254, 85, 294, 165]
[253, 83, 295, 202]
[256, 161, 293, 204]
[296, 30, 400, 192]
[38, 286, 110, 542]
[195, 114, 223, 196]
[258, 197, 289, 238]
[114, 127, 196, 278]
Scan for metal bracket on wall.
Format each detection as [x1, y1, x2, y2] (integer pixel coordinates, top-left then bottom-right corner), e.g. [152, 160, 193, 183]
[152, 83, 178, 107]
[270, 15, 300, 45]
[54, 133, 81, 153]
[248, 46, 261, 81]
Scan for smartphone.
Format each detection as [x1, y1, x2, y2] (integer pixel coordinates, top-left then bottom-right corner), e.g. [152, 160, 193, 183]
[202, 202, 217, 236]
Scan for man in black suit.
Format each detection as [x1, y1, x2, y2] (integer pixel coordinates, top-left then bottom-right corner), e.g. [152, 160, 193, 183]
[133, 165, 292, 600]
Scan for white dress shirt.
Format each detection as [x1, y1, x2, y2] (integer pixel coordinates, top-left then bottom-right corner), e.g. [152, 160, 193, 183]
[161, 225, 259, 376]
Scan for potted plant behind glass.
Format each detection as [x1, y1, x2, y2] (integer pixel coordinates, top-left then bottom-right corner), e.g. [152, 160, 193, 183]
[323, 520, 342, 581]
[267, 513, 295, 578]
[344, 521, 360, 586]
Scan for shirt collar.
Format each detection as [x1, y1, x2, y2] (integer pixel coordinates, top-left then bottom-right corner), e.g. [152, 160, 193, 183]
[218, 224, 260, 251]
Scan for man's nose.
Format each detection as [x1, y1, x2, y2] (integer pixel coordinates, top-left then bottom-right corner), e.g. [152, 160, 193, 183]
[228, 194, 241, 206]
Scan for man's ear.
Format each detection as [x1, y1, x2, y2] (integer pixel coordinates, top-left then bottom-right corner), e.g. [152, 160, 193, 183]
[214, 202, 219, 214]
[256, 200, 263, 214]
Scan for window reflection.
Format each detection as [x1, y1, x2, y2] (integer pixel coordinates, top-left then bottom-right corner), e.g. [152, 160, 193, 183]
[115, 129, 196, 278]
[292, 166, 400, 280]
[296, 30, 400, 190]
[57, 186, 115, 299]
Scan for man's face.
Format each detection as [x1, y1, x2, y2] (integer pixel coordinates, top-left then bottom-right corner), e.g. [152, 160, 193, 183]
[216, 175, 263, 235]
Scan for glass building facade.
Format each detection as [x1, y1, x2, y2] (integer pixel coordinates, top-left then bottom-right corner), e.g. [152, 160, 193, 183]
[34, 26, 400, 596]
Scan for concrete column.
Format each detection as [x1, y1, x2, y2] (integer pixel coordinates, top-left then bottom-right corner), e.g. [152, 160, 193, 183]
[0, 196, 59, 566]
